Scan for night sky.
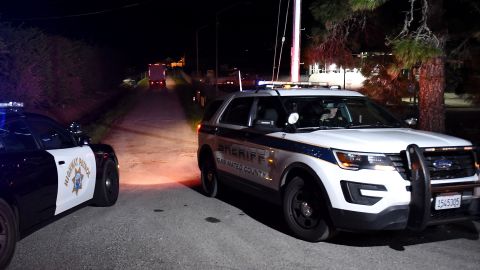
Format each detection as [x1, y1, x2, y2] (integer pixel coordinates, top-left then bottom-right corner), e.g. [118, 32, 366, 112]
[0, 0, 310, 74]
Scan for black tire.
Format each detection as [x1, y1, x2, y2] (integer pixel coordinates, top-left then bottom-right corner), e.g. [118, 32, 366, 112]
[0, 199, 17, 269]
[201, 156, 219, 197]
[283, 176, 335, 242]
[93, 159, 119, 207]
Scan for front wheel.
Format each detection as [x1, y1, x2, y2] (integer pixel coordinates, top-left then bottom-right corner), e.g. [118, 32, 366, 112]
[283, 176, 335, 242]
[0, 199, 17, 269]
[93, 159, 119, 207]
[201, 157, 219, 197]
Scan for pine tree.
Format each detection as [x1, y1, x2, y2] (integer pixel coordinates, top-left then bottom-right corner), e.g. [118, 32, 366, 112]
[308, 0, 480, 132]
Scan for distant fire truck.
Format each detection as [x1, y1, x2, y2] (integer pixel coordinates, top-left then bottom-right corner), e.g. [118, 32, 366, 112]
[148, 63, 166, 89]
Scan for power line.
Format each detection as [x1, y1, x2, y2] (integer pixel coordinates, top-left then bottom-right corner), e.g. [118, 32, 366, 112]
[5, 1, 149, 21]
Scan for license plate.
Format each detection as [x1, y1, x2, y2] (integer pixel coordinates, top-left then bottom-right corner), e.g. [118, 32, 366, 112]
[434, 194, 461, 210]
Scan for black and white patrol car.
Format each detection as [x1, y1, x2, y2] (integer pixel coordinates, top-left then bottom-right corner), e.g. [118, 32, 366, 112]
[197, 87, 480, 242]
[0, 102, 119, 268]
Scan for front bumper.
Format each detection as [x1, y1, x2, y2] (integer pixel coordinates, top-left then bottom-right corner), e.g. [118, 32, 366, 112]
[330, 205, 410, 231]
[329, 195, 480, 231]
[328, 144, 480, 231]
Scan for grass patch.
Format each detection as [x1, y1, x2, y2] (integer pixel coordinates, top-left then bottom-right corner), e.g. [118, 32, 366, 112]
[84, 89, 140, 143]
[173, 77, 204, 130]
[137, 77, 149, 89]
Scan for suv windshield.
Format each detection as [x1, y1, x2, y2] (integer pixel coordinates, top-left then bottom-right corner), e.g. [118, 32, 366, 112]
[281, 96, 402, 131]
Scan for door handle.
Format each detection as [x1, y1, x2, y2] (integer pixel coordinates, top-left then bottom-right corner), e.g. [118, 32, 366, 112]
[58, 161, 65, 165]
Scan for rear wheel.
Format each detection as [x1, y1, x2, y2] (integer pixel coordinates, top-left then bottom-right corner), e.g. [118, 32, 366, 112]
[283, 176, 335, 242]
[201, 157, 219, 197]
[0, 199, 16, 269]
[93, 159, 119, 207]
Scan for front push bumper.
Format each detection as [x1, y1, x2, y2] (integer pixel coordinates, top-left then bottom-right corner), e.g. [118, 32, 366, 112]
[329, 144, 480, 231]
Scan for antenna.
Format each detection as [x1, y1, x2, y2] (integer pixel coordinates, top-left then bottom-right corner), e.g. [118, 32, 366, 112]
[272, 0, 283, 81]
[238, 70, 243, 92]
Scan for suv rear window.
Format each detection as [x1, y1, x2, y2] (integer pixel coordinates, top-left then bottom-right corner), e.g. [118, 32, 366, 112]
[220, 97, 254, 126]
[202, 100, 224, 122]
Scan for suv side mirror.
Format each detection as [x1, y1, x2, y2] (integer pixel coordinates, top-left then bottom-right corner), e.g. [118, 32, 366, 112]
[287, 113, 299, 125]
[284, 113, 299, 133]
[78, 135, 92, 145]
[405, 117, 418, 127]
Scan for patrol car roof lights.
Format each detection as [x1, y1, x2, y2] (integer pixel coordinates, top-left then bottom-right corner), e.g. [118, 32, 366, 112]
[68, 122, 83, 135]
[257, 80, 329, 89]
[333, 150, 395, 171]
[68, 122, 91, 145]
[0, 101, 24, 112]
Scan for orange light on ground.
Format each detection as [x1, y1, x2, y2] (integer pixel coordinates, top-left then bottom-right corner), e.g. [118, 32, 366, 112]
[121, 177, 201, 190]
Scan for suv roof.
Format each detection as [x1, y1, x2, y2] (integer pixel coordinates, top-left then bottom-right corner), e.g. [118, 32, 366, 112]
[225, 88, 364, 99]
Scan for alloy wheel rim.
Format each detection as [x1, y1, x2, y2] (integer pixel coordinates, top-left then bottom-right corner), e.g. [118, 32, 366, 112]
[205, 171, 214, 192]
[105, 178, 112, 190]
[291, 189, 320, 229]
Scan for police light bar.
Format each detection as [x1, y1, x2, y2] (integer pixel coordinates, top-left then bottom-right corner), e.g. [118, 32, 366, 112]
[257, 81, 329, 89]
[0, 101, 24, 108]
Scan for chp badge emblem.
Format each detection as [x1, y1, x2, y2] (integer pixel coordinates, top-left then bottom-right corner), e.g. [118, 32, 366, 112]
[64, 157, 91, 195]
[72, 168, 84, 194]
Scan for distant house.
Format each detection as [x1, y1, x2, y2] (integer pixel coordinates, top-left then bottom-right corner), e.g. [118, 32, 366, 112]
[170, 57, 185, 68]
[308, 63, 366, 90]
[307, 52, 394, 90]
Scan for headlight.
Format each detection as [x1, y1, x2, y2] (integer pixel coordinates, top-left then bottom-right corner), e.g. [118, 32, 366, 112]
[333, 150, 395, 171]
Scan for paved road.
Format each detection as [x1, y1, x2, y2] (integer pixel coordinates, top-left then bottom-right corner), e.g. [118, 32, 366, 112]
[8, 82, 480, 269]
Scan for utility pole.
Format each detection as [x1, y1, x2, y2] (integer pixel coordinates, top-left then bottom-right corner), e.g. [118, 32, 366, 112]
[290, 0, 301, 82]
[196, 24, 209, 77]
[215, 15, 219, 94]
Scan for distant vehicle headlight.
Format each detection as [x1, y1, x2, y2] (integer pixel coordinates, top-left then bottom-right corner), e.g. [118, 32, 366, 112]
[333, 150, 395, 171]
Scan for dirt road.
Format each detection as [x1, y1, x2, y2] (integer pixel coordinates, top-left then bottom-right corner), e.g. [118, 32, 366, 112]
[103, 82, 199, 187]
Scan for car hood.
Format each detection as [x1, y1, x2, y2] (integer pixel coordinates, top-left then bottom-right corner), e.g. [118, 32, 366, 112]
[285, 128, 472, 153]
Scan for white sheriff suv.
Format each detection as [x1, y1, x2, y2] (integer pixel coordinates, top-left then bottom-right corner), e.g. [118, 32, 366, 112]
[197, 87, 480, 242]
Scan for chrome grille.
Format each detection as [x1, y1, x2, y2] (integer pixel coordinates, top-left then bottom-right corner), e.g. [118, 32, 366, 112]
[424, 150, 475, 180]
[388, 149, 476, 181]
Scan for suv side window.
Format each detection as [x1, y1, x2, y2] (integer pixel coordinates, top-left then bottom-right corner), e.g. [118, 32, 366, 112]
[202, 99, 224, 122]
[254, 97, 286, 129]
[27, 118, 76, 150]
[220, 97, 254, 126]
[0, 120, 38, 153]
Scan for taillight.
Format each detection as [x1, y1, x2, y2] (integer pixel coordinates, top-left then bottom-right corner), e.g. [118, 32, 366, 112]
[196, 123, 202, 134]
